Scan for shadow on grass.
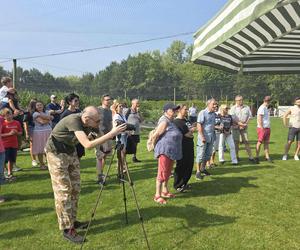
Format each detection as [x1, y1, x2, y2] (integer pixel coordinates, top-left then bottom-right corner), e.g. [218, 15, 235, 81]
[4, 192, 54, 201]
[262, 153, 294, 161]
[211, 165, 274, 176]
[80, 182, 120, 195]
[247, 140, 275, 145]
[80, 164, 157, 194]
[88, 204, 237, 235]
[81, 158, 158, 182]
[178, 176, 258, 198]
[0, 228, 35, 239]
[0, 206, 52, 224]
[11, 171, 51, 183]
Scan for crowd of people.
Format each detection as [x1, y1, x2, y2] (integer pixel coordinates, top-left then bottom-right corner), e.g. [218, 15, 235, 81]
[0, 75, 299, 243]
[151, 95, 300, 204]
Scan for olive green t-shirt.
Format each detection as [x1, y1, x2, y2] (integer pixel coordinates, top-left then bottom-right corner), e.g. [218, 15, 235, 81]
[46, 113, 91, 153]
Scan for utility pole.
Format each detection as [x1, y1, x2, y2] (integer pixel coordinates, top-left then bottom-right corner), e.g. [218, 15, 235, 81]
[173, 87, 176, 104]
[13, 59, 17, 88]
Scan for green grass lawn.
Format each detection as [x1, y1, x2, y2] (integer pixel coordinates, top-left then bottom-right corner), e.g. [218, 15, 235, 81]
[1, 118, 300, 250]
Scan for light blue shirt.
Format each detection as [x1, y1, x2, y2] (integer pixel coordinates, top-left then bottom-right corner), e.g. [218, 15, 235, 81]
[197, 108, 216, 143]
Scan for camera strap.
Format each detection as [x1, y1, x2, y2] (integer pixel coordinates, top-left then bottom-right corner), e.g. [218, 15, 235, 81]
[125, 108, 131, 120]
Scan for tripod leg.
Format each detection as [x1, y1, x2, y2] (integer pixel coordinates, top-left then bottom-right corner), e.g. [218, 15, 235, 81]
[117, 149, 129, 224]
[80, 149, 117, 250]
[121, 176, 128, 224]
[123, 164, 151, 250]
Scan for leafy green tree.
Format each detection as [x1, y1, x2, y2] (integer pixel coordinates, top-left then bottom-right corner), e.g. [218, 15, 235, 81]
[163, 40, 186, 64]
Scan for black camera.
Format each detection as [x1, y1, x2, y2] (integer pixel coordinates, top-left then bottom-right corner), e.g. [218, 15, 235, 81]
[89, 131, 98, 139]
[115, 120, 136, 131]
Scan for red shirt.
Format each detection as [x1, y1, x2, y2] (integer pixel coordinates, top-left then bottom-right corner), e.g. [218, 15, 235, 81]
[2, 120, 22, 149]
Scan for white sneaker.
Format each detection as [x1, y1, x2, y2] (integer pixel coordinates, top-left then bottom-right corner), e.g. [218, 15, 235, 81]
[32, 160, 38, 167]
[12, 165, 22, 172]
[282, 155, 288, 161]
[294, 155, 299, 161]
[0, 196, 5, 203]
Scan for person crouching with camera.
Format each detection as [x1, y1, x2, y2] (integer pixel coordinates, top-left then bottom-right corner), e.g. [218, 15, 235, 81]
[45, 106, 126, 244]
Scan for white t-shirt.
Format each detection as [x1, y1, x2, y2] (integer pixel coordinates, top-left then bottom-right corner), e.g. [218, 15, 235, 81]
[0, 86, 9, 102]
[257, 104, 270, 128]
[188, 107, 197, 117]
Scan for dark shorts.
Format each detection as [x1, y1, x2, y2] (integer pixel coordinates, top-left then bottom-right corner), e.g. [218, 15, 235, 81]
[288, 127, 300, 142]
[126, 135, 140, 154]
[5, 148, 18, 163]
[131, 135, 140, 143]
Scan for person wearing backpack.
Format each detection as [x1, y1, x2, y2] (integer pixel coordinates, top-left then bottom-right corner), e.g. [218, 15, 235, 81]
[152, 103, 182, 204]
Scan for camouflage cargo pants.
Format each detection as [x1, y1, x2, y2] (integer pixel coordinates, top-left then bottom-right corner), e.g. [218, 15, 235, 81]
[46, 151, 80, 230]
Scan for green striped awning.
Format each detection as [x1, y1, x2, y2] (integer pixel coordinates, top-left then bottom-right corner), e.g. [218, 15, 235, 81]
[192, 0, 300, 74]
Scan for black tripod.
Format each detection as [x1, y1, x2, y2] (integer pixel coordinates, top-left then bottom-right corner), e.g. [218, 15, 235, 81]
[80, 140, 150, 250]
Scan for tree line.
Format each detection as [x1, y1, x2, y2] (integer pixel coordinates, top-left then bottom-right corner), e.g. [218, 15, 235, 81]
[1, 40, 299, 105]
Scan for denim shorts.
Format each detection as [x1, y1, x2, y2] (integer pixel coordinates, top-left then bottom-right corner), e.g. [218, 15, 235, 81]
[196, 140, 214, 163]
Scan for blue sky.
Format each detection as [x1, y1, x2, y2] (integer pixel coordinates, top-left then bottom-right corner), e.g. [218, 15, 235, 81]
[0, 0, 227, 76]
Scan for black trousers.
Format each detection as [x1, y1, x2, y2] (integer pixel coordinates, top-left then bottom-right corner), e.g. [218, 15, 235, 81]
[174, 142, 194, 189]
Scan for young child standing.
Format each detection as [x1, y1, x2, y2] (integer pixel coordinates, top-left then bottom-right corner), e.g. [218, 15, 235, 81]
[1, 108, 22, 180]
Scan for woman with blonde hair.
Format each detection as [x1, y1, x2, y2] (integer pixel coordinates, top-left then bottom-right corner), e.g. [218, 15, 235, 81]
[112, 101, 128, 172]
[218, 104, 238, 165]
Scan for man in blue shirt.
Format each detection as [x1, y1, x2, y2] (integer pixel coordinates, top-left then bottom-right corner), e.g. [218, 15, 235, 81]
[46, 95, 64, 129]
[196, 98, 218, 180]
